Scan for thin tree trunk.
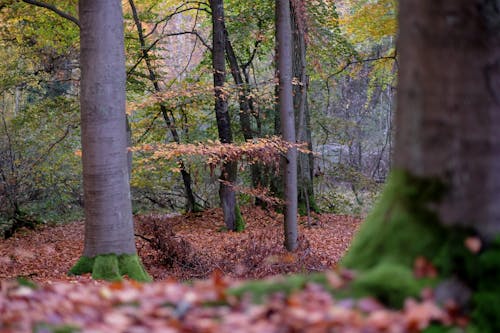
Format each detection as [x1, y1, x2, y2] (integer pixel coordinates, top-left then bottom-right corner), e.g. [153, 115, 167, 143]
[128, 0, 199, 212]
[223, 24, 263, 205]
[277, 0, 298, 251]
[79, 0, 136, 257]
[210, 0, 243, 231]
[291, 0, 316, 215]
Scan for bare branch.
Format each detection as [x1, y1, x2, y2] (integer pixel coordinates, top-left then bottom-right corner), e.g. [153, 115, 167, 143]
[165, 31, 212, 51]
[21, 0, 80, 28]
[144, 4, 211, 39]
[327, 54, 398, 79]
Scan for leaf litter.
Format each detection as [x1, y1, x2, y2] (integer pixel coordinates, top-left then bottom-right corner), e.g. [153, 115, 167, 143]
[0, 207, 465, 332]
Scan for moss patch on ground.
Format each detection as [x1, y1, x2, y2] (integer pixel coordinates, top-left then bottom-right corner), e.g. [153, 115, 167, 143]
[69, 254, 151, 282]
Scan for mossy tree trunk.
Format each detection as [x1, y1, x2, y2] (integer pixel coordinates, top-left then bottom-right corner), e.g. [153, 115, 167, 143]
[70, 0, 150, 282]
[342, 1, 500, 331]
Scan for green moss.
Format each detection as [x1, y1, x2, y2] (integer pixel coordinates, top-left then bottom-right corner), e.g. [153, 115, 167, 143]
[339, 169, 500, 332]
[470, 237, 500, 333]
[228, 273, 329, 303]
[234, 204, 245, 232]
[69, 254, 152, 282]
[350, 263, 421, 307]
[16, 277, 38, 289]
[337, 170, 450, 307]
[422, 325, 462, 333]
[342, 170, 448, 270]
[118, 254, 152, 282]
[34, 323, 80, 333]
[92, 254, 121, 281]
[68, 256, 95, 275]
[298, 194, 320, 216]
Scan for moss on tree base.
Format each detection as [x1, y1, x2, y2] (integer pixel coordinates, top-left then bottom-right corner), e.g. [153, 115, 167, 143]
[298, 194, 320, 216]
[69, 254, 152, 282]
[341, 169, 500, 332]
[230, 170, 500, 332]
[234, 204, 245, 232]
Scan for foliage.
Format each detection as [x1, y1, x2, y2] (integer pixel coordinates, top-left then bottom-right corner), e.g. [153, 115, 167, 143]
[134, 136, 308, 173]
[0, 1, 81, 229]
[1, 0, 396, 220]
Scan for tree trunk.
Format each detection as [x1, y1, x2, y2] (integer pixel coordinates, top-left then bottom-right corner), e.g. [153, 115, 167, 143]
[70, 0, 150, 282]
[210, 0, 244, 231]
[128, 0, 199, 213]
[393, 1, 500, 239]
[277, 0, 298, 251]
[224, 24, 263, 206]
[290, 0, 317, 215]
[342, 1, 500, 329]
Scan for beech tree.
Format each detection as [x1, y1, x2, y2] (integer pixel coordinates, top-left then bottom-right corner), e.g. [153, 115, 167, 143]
[342, 1, 500, 330]
[277, 0, 298, 251]
[69, 0, 150, 281]
[209, 0, 244, 231]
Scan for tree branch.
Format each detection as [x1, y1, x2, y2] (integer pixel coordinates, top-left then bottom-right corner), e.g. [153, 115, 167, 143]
[165, 31, 212, 51]
[21, 0, 80, 28]
[327, 54, 397, 80]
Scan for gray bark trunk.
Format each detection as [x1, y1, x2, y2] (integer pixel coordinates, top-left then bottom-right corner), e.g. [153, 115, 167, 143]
[79, 0, 136, 256]
[395, 0, 500, 240]
[277, 0, 298, 251]
[224, 25, 264, 205]
[210, 0, 240, 230]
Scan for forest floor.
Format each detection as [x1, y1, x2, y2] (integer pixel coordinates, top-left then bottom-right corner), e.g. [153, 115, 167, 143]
[0, 206, 361, 282]
[0, 207, 462, 332]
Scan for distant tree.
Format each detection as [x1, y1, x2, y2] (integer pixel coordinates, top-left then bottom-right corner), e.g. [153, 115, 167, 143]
[69, 0, 150, 281]
[223, 19, 264, 206]
[290, 0, 317, 216]
[276, 0, 298, 251]
[127, 0, 200, 213]
[209, 0, 244, 231]
[343, 1, 500, 331]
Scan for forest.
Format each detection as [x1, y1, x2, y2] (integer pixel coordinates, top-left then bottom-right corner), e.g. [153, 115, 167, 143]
[0, 0, 499, 332]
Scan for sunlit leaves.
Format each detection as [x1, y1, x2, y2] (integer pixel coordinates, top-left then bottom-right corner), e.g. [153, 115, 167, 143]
[338, 0, 397, 46]
[133, 136, 309, 174]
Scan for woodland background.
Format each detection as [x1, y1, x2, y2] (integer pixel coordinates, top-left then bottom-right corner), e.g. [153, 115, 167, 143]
[2, 1, 499, 332]
[0, 0, 396, 234]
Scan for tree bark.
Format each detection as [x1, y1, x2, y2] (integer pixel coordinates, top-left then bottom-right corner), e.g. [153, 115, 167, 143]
[128, 0, 199, 213]
[342, 1, 500, 327]
[394, 0, 500, 239]
[73, 0, 150, 281]
[210, 0, 243, 231]
[277, 0, 298, 251]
